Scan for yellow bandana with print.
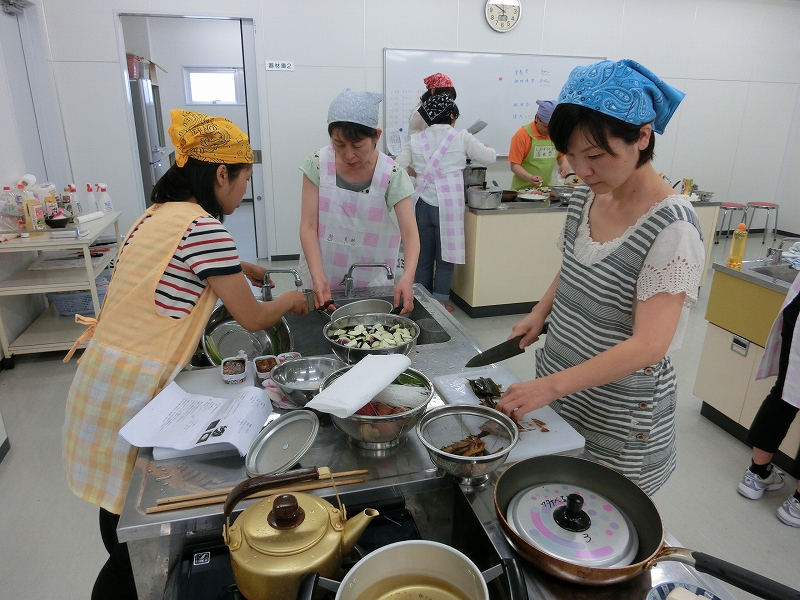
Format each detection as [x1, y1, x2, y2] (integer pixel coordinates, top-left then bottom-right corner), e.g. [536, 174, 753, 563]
[168, 110, 254, 167]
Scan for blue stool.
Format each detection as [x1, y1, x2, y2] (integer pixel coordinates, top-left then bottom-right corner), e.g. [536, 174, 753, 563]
[746, 201, 779, 244]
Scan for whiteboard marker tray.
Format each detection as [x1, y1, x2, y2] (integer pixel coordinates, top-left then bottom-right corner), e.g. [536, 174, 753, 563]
[432, 367, 584, 462]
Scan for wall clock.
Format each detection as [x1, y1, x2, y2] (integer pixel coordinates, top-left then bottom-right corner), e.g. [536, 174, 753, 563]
[485, 0, 521, 32]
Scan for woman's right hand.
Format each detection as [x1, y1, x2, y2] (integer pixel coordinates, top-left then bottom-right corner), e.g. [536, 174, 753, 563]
[283, 290, 310, 316]
[510, 312, 547, 348]
[311, 276, 332, 309]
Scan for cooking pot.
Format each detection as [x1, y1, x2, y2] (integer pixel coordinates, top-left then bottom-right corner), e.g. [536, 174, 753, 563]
[494, 455, 800, 600]
[299, 541, 528, 600]
[466, 185, 502, 210]
[222, 466, 378, 600]
[463, 162, 487, 187]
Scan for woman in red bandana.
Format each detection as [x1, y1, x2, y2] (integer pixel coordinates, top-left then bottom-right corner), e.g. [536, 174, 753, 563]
[408, 72, 457, 136]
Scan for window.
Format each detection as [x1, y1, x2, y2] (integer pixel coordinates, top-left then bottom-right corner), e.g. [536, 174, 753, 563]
[183, 67, 245, 105]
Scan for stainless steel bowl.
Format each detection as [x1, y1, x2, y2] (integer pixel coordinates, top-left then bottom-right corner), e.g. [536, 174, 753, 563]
[321, 367, 434, 449]
[323, 313, 420, 364]
[200, 302, 292, 366]
[329, 298, 393, 322]
[270, 356, 347, 408]
[416, 404, 519, 485]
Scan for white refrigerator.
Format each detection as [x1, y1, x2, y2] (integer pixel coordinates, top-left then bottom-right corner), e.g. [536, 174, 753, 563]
[130, 78, 170, 206]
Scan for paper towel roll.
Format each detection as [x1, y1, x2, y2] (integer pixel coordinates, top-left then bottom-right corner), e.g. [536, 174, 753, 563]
[74, 211, 104, 224]
[17, 174, 36, 188]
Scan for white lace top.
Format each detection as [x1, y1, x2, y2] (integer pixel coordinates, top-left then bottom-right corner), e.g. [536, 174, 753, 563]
[557, 193, 705, 352]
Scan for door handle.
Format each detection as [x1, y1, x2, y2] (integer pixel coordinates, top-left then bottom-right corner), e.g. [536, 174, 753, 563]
[730, 335, 749, 357]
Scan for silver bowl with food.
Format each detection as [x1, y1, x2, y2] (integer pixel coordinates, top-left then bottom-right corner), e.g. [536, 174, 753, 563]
[328, 298, 393, 322]
[323, 313, 420, 364]
[321, 367, 434, 450]
[416, 404, 519, 485]
[200, 302, 292, 366]
[270, 356, 347, 408]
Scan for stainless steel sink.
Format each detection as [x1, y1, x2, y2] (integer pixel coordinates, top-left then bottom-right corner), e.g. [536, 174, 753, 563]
[748, 264, 800, 285]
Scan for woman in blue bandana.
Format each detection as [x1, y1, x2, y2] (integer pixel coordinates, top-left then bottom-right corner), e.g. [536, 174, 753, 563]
[496, 60, 705, 494]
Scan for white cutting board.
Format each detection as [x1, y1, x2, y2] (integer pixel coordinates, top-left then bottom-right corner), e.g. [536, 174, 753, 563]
[432, 367, 584, 462]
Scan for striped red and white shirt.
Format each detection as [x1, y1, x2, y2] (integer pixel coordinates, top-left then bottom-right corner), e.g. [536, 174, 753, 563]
[124, 215, 241, 318]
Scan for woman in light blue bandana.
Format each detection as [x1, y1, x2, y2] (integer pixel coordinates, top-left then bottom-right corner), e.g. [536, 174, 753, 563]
[298, 89, 420, 314]
[497, 59, 706, 494]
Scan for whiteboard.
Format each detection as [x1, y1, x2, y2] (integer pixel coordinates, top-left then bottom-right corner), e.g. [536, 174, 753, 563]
[383, 49, 603, 156]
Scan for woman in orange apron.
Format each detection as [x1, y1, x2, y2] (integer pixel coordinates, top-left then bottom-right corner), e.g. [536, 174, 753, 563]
[298, 89, 420, 315]
[62, 111, 308, 599]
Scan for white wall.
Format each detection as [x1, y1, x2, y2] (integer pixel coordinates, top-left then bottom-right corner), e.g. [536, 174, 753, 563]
[26, 0, 800, 257]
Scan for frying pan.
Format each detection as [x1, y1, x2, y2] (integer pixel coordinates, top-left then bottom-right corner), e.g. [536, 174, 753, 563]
[494, 455, 800, 600]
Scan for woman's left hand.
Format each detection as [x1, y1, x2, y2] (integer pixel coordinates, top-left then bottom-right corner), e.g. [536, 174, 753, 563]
[496, 377, 559, 420]
[241, 261, 267, 287]
[393, 274, 415, 315]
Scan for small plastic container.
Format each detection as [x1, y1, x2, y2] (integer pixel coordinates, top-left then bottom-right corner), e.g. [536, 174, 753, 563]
[253, 354, 278, 384]
[277, 351, 302, 364]
[221, 351, 248, 385]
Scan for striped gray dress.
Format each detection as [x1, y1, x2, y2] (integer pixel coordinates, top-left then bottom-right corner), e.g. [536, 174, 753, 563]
[537, 186, 701, 494]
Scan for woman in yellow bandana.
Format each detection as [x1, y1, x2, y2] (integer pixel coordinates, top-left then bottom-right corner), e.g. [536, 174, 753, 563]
[62, 110, 308, 600]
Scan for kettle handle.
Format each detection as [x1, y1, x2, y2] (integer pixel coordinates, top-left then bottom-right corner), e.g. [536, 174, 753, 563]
[223, 466, 321, 519]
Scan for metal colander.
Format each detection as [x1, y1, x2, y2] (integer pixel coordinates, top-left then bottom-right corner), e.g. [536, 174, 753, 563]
[416, 404, 519, 485]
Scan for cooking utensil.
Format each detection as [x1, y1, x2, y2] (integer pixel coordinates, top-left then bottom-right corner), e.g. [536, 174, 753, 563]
[494, 455, 800, 599]
[463, 161, 488, 187]
[328, 298, 392, 322]
[223, 466, 378, 600]
[323, 312, 420, 364]
[492, 182, 518, 202]
[416, 404, 518, 485]
[269, 357, 347, 408]
[466, 185, 502, 209]
[200, 302, 292, 365]
[465, 324, 549, 368]
[321, 367, 433, 449]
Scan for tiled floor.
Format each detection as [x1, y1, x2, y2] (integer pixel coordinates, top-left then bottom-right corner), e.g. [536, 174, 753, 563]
[1, 233, 798, 599]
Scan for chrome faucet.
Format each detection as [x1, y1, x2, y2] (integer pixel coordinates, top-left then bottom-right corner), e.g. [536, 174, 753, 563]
[340, 263, 394, 298]
[766, 238, 800, 266]
[262, 268, 302, 301]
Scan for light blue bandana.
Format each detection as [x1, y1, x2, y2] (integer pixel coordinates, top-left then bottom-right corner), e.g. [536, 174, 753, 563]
[327, 88, 383, 129]
[557, 59, 685, 134]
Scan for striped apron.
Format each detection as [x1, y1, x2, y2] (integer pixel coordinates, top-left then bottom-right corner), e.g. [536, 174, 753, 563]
[62, 202, 218, 513]
[412, 127, 466, 264]
[537, 187, 701, 494]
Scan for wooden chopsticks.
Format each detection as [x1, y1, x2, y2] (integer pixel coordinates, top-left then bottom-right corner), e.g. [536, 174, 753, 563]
[145, 469, 369, 514]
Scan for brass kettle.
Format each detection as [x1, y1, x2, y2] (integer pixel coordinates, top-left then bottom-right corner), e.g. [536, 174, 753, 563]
[223, 467, 378, 600]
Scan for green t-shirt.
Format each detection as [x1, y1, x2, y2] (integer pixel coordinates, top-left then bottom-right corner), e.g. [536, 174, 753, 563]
[300, 150, 414, 209]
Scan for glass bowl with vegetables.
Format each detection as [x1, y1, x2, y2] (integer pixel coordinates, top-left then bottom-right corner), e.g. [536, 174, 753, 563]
[321, 367, 434, 449]
[322, 313, 420, 365]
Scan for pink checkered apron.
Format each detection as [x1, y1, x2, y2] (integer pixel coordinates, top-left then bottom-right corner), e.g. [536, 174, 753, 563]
[413, 128, 466, 264]
[299, 145, 400, 290]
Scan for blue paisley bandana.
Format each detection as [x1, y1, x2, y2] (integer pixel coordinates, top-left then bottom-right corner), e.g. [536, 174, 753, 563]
[327, 88, 383, 129]
[557, 59, 685, 134]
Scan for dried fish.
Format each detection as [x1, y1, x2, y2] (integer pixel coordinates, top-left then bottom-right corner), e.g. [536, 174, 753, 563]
[441, 433, 500, 457]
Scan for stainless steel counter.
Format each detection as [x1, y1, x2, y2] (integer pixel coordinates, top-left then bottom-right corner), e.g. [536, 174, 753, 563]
[468, 199, 721, 216]
[118, 284, 737, 600]
[713, 259, 795, 293]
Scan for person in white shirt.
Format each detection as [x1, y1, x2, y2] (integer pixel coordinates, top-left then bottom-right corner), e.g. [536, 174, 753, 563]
[396, 95, 496, 311]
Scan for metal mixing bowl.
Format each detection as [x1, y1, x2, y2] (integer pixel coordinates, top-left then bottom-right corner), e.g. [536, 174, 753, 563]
[321, 367, 434, 450]
[270, 356, 346, 408]
[199, 302, 292, 366]
[323, 313, 420, 364]
[329, 298, 393, 322]
[416, 404, 519, 485]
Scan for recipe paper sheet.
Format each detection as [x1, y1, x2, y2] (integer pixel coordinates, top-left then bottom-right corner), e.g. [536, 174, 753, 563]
[120, 381, 272, 459]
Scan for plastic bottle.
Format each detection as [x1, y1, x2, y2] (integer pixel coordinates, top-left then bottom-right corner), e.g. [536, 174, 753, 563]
[726, 223, 748, 270]
[84, 183, 97, 213]
[67, 184, 83, 215]
[98, 184, 114, 212]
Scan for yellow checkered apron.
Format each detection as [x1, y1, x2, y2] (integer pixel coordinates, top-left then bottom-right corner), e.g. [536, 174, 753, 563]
[62, 202, 218, 513]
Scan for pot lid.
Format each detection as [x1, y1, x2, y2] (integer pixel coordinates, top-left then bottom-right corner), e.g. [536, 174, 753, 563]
[506, 483, 639, 568]
[245, 410, 319, 477]
[239, 492, 335, 556]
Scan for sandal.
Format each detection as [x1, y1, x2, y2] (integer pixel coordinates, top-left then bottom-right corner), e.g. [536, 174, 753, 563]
[440, 301, 455, 313]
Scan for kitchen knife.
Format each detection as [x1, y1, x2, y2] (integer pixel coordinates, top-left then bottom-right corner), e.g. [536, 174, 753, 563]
[464, 324, 549, 368]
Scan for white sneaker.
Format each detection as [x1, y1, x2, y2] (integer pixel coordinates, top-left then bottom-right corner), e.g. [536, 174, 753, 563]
[777, 495, 800, 527]
[737, 465, 785, 500]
